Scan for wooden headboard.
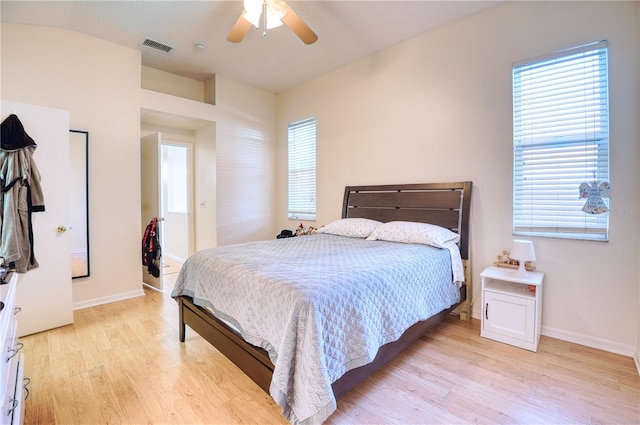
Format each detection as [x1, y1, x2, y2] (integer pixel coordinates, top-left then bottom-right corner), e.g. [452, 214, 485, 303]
[342, 182, 472, 260]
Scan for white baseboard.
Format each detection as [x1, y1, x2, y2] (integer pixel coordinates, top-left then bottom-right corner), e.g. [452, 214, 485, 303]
[164, 252, 185, 263]
[73, 288, 145, 311]
[542, 325, 636, 357]
[142, 282, 163, 292]
[472, 309, 637, 359]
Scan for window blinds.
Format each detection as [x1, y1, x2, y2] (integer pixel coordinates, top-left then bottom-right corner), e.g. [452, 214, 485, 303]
[288, 117, 317, 220]
[512, 41, 609, 241]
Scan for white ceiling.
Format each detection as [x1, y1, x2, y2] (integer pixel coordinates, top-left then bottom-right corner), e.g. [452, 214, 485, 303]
[2, 0, 500, 94]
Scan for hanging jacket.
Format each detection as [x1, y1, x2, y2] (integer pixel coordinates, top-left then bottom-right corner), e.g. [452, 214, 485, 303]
[142, 217, 161, 278]
[0, 114, 45, 273]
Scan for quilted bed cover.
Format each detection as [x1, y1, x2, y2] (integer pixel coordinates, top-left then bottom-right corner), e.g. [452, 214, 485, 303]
[171, 234, 461, 425]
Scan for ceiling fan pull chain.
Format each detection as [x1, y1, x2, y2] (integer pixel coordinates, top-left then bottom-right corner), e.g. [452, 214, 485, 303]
[262, 1, 268, 37]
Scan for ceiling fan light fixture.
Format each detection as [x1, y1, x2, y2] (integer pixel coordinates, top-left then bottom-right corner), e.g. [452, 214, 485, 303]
[266, 0, 286, 28]
[228, 0, 317, 44]
[242, 0, 261, 27]
[265, 8, 284, 29]
[243, 0, 283, 29]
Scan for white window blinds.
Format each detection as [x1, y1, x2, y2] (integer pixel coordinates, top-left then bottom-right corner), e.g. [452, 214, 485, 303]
[512, 41, 609, 241]
[288, 117, 317, 220]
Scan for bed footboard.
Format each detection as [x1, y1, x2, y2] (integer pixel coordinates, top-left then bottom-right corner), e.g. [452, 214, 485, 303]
[178, 296, 274, 392]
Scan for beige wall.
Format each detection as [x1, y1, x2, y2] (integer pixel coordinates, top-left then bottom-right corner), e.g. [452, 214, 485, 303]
[141, 65, 205, 103]
[139, 103, 217, 253]
[140, 73, 277, 247]
[636, 1, 640, 375]
[194, 123, 217, 251]
[139, 75, 277, 249]
[3, 23, 276, 308]
[215, 75, 277, 246]
[277, 1, 640, 355]
[2, 23, 143, 306]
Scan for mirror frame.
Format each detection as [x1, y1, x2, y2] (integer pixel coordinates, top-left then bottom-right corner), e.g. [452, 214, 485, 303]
[70, 130, 90, 279]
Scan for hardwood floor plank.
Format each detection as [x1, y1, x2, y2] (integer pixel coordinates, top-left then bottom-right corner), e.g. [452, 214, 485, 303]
[107, 363, 154, 424]
[65, 368, 103, 424]
[19, 288, 639, 425]
[145, 369, 206, 424]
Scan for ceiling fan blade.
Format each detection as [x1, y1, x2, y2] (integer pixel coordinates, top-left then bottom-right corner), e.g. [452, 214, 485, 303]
[227, 13, 253, 43]
[280, 4, 318, 45]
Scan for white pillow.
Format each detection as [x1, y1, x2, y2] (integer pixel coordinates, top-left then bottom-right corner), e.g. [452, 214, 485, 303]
[366, 221, 460, 248]
[316, 218, 383, 238]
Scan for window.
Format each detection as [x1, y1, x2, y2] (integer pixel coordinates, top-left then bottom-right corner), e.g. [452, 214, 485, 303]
[288, 117, 317, 220]
[512, 41, 609, 241]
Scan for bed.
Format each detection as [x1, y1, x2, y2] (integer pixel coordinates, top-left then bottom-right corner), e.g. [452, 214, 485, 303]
[172, 181, 472, 424]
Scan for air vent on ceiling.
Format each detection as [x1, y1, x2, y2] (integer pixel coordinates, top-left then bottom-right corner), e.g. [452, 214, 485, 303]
[140, 38, 174, 54]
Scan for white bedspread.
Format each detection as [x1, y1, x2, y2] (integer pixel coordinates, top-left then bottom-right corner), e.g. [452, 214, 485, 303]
[171, 234, 461, 424]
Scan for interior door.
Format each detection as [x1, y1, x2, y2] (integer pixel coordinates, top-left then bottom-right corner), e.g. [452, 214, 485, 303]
[141, 133, 163, 290]
[1, 100, 73, 337]
[161, 143, 192, 263]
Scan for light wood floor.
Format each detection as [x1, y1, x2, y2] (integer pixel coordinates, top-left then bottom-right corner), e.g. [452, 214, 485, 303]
[162, 257, 182, 276]
[21, 285, 639, 425]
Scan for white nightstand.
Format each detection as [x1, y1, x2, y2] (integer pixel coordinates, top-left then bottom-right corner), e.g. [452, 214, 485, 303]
[480, 266, 544, 352]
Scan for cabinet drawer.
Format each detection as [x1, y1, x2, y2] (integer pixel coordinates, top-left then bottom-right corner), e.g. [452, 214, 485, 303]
[0, 273, 17, 310]
[0, 311, 13, 366]
[9, 353, 25, 425]
[2, 322, 22, 414]
[1, 347, 20, 425]
[1, 280, 17, 359]
[0, 274, 22, 425]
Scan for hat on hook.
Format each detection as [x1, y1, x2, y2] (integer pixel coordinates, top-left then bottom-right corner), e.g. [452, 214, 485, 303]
[1, 114, 36, 151]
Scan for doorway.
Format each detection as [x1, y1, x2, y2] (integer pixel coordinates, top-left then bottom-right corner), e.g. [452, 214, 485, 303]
[160, 142, 192, 280]
[141, 133, 193, 292]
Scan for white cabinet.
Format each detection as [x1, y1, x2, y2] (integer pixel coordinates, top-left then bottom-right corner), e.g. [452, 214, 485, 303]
[480, 266, 544, 352]
[1, 273, 27, 425]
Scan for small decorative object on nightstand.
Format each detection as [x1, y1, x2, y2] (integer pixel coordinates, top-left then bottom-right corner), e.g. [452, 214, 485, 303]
[480, 266, 544, 352]
[508, 239, 536, 277]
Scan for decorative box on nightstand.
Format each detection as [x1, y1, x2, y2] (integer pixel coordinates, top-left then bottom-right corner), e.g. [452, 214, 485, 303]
[480, 266, 544, 352]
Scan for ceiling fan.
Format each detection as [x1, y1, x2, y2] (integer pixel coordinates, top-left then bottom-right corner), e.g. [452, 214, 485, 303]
[227, 0, 318, 45]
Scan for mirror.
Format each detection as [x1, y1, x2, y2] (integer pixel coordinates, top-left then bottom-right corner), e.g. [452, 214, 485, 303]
[69, 130, 90, 278]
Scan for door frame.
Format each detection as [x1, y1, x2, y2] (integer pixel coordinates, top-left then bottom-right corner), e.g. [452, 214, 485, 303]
[141, 133, 163, 291]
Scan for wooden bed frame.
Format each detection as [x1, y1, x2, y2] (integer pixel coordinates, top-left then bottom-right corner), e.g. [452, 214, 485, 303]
[177, 181, 472, 399]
